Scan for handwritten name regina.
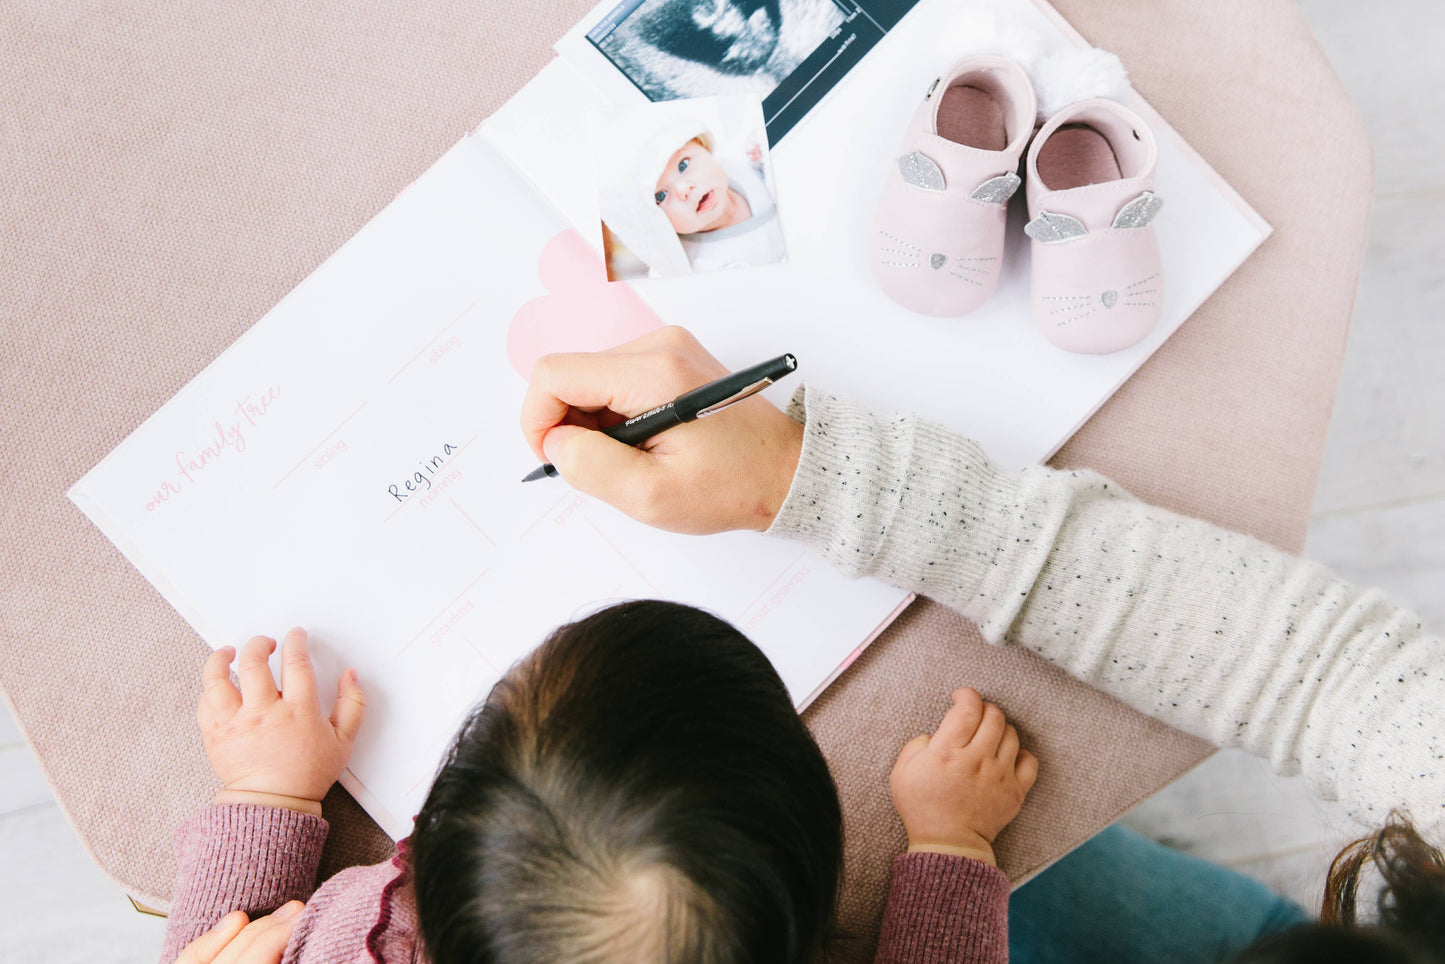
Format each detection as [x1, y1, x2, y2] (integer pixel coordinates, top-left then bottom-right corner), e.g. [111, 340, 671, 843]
[389, 443, 459, 503]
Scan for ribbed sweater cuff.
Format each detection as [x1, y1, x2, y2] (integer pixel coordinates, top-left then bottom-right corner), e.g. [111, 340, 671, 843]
[768, 385, 1021, 622]
[165, 804, 328, 950]
[874, 853, 1010, 964]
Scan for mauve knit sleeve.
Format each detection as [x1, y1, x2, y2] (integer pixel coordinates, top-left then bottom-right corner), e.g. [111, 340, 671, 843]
[158, 803, 329, 963]
[872, 853, 1011, 964]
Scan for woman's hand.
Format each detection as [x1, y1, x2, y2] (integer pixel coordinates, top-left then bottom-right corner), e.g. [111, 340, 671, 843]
[199, 628, 365, 815]
[176, 902, 303, 964]
[520, 326, 804, 535]
[889, 687, 1039, 866]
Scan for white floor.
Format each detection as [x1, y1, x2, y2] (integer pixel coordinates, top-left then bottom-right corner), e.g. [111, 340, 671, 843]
[4, 1, 1441, 958]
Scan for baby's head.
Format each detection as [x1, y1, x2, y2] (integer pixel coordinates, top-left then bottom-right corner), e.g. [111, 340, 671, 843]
[654, 137, 734, 235]
[412, 599, 842, 964]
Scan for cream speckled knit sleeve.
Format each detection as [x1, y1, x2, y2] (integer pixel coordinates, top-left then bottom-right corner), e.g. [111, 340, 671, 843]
[769, 386, 1445, 840]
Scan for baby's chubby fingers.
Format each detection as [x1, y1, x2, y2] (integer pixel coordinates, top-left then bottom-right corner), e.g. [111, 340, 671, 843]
[930, 687, 986, 749]
[209, 901, 303, 964]
[176, 909, 248, 964]
[279, 628, 320, 713]
[201, 630, 361, 805]
[200, 647, 242, 722]
[236, 636, 280, 706]
[891, 733, 931, 773]
[971, 702, 1008, 753]
[330, 668, 366, 746]
[997, 723, 1020, 765]
[1015, 749, 1040, 790]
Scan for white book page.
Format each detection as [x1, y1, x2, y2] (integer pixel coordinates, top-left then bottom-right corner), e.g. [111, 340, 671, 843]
[485, 0, 1270, 471]
[68, 134, 909, 839]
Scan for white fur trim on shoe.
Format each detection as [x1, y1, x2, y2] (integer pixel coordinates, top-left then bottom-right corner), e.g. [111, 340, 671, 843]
[1031, 46, 1130, 121]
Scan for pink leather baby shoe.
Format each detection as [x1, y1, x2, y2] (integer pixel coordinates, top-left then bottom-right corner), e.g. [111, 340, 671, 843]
[869, 55, 1036, 317]
[1024, 98, 1163, 354]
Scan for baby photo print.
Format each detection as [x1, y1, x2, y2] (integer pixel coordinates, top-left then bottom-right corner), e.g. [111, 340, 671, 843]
[595, 95, 787, 280]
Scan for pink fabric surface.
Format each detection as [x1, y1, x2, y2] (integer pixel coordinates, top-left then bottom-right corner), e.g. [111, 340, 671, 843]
[0, 0, 1370, 957]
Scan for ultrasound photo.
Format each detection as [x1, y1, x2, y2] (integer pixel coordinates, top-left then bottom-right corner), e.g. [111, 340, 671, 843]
[591, 0, 848, 104]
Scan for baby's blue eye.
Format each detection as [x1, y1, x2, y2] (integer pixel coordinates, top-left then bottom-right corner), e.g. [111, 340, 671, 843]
[678, 157, 689, 173]
[654, 189, 667, 204]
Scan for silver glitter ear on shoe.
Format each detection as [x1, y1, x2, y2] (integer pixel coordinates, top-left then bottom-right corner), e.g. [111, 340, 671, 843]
[1024, 211, 1088, 243]
[969, 173, 1021, 204]
[1112, 192, 1164, 229]
[898, 151, 945, 191]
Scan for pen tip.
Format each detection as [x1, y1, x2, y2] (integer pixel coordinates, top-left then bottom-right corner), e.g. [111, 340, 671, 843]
[522, 463, 558, 483]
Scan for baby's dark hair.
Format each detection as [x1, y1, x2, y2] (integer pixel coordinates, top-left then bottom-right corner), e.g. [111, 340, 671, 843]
[411, 599, 843, 964]
[1231, 812, 1445, 963]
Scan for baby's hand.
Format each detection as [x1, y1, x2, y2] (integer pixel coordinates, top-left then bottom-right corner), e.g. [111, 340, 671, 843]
[177, 903, 303, 964]
[889, 687, 1039, 866]
[198, 629, 365, 816]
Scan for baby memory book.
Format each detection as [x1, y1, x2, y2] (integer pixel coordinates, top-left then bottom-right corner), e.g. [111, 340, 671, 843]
[69, 0, 1268, 839]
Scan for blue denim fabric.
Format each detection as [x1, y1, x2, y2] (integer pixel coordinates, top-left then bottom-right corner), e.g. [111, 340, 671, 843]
[1008, 824, 1311, 964]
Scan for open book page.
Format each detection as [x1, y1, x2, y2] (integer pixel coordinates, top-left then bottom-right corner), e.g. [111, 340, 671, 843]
[483, 0, 1269, 472]
[68, 134, 910, 839]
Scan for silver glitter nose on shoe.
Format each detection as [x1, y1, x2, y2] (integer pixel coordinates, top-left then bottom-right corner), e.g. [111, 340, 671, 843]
[930, 253, 946, 270]
[1101, 290, 1118, 308]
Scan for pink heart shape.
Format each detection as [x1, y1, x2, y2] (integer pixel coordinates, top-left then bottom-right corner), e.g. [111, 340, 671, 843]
[507, 229, 663, 379]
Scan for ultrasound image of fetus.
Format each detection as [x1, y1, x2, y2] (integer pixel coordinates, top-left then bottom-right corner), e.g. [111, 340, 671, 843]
[597, 0, 847, 103]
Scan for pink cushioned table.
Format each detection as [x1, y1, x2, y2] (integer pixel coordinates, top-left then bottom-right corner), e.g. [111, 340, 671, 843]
[0, 1, 1370, 958]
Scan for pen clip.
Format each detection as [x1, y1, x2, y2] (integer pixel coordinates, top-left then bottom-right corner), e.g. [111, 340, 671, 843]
[696, 377, 774, 418]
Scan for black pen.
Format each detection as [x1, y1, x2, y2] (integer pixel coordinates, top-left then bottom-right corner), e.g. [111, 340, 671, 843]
[522, 352, 798, 482]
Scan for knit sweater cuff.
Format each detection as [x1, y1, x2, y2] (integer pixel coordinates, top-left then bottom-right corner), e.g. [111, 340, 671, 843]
[874, 852, 1010, 964]
[768, 385, 1024, 634]
[164, 804, 328, 955]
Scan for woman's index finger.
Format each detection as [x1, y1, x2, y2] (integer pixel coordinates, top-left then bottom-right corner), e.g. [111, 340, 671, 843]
[520, 350, 681, 460]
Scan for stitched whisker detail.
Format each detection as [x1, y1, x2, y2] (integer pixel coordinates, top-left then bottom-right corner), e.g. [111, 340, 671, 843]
[1042, 294, 1090, 301]
[881, 260, 920, 268]
[1054, 309, 1097, 327]
[1126, 274, 1158, 289]
[879, 231, 921, 250]
[946, 271, 983, 286]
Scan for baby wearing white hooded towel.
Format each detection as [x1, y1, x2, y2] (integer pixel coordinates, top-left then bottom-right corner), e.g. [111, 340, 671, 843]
[599, 113, 785, 279]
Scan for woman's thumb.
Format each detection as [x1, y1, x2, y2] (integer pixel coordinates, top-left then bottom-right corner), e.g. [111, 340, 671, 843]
[542, 424, 657, 514]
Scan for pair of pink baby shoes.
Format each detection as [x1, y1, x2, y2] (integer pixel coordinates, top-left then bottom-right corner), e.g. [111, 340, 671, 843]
[869, 55, 1163, 355]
